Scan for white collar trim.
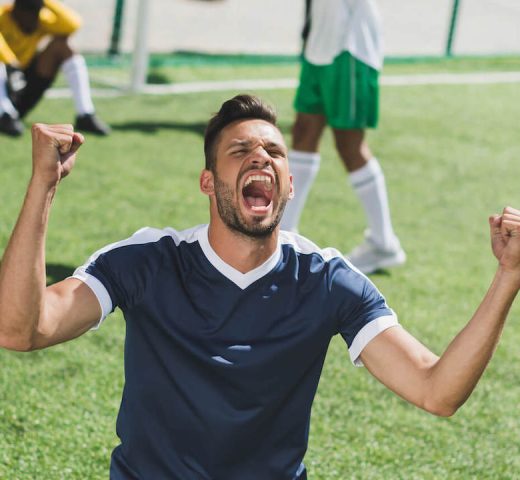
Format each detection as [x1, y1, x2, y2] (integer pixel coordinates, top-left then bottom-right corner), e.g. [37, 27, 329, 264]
[196, 225, 282, 289]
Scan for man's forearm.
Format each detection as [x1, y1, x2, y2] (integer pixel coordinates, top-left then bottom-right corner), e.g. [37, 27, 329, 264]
[428, 268, 519, 414]
[43, 0, 82, 35]
[0, 178, 56, 351]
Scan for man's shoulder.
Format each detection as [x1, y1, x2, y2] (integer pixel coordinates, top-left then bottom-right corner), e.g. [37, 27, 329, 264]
[109, 224, 206, 252]
[279, 230, 345, 263]
[85, 224, 206, 263]
[279, 230, 372, 280]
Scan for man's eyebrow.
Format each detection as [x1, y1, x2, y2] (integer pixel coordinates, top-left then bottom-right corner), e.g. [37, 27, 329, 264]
[265, 141, 286, 150]
[228, 139, 252, 148]
[226, 139, 287, 152]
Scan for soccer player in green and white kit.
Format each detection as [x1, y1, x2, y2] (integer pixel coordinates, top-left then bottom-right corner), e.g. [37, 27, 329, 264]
[282, 0, 405, 274]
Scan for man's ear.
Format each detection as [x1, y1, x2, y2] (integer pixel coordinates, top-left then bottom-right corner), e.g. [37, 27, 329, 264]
[200, 169, 215, 196]
[288, 173, 294, 199]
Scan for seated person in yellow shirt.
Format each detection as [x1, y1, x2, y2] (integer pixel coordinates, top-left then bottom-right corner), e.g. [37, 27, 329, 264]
[0, 0, 110, 136]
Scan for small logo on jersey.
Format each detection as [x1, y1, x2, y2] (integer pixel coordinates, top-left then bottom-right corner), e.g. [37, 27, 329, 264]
[211, 344, 252, 365]
[262, 283, 279, 299]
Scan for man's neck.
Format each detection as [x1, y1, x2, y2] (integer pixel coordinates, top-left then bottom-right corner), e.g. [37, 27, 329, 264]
[207, 220, 279, 274]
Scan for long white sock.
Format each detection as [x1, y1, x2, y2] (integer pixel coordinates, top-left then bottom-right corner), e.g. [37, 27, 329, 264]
[349, 157, 399, 250]
[61, 54, 95, 115]
[0, 63, 18, 117]
[280, 150, 321, 232]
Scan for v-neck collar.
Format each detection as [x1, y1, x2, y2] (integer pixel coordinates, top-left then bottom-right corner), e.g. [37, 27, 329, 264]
[196, 225, 282, 290]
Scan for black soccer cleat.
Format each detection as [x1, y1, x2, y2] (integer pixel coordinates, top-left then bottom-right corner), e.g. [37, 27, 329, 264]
[0, 112, 24, 137]
[75, 113, 111, 136]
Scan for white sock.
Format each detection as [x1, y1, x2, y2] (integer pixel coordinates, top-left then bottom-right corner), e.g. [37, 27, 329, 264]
[280, 150, 321, 232]
[349, 157, 399, 250]
[0, 63, 18, 117]
[61, 54, 95, 115]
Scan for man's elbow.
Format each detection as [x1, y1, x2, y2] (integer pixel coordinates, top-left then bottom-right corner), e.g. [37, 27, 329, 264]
[0, 333, 36, 352]
[0, 323, 39, 352]
[62, 15, 82, 35]
[422, 398, 461, 418]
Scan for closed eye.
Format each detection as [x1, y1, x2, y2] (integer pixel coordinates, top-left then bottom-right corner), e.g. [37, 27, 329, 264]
[231, 149, 248, 156]
[268, 149, 285, 158]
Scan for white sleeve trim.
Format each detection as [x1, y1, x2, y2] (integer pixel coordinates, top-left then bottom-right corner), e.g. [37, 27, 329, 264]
[349, 314, 399, 367]
[71, 269, 113, 330]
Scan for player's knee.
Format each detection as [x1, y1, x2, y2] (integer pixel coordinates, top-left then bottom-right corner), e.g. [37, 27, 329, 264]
[335, 132, 370, 158]
[47, 37, 74, 61]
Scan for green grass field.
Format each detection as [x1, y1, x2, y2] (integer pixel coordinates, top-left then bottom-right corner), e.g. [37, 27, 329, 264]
[1, 57, 520, 479]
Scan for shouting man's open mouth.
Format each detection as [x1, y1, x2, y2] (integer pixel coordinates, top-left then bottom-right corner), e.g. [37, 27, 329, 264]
[241, 171, 275, 215]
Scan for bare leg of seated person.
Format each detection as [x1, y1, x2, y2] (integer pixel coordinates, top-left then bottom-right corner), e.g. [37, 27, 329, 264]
[16, 37, 110, 135]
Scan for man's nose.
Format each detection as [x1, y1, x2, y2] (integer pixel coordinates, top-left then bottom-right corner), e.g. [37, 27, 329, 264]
[250, 147, 271, 166]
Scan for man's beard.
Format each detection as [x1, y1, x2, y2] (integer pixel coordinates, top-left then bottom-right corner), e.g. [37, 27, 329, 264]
[213, 172, 287, 239]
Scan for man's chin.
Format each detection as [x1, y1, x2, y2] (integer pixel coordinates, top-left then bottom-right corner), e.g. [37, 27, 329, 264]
[237, 201, 287, 238]
[228, 215, 280, 239]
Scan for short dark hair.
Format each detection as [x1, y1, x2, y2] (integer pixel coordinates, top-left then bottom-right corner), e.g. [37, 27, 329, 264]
[204, 94, 278, 172]
[14, 0, 43, 11]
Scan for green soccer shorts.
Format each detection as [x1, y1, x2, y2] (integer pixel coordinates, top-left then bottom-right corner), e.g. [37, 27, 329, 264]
[294, 51, 379, 129]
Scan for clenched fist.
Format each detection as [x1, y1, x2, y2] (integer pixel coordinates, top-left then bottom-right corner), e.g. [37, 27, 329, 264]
[31, 123, 84, 187]
[490, 207, 520, 277]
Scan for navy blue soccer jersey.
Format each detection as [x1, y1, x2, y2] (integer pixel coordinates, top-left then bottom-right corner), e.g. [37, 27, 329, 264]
[73, 225, 398, 479]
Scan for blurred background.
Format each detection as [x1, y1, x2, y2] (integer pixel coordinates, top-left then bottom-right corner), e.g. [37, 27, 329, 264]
[55, 0, 520, 92]
[66, 0, 520, 57]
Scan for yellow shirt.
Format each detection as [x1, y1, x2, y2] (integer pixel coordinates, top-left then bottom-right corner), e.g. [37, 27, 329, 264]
[0, 0, 81, 68]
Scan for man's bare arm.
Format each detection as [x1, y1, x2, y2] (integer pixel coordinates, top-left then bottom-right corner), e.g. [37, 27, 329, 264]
[0, 124, 101, 352]
[360, 208, 520, 416]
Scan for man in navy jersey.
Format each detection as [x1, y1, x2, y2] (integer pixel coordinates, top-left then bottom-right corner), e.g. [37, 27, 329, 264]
[1, 95, 520, 479]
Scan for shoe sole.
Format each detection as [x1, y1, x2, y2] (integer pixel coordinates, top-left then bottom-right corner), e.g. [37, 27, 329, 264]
[351, 250, 406, 275]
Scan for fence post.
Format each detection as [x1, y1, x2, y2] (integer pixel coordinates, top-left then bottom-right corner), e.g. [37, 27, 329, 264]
[108, 0, 126, 56]
[445, 0, 461, 57]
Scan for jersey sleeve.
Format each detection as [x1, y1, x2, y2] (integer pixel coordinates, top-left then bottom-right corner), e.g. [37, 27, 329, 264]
[71, 227, 169, 329]
[332, 259, 398, 366]
[72, 250, 121, 330]
[0, 33, 18, 65]
[41, 0, 82, 36]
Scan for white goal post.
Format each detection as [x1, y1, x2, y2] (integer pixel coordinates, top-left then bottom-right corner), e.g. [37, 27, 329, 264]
[130, 0, 150, 92]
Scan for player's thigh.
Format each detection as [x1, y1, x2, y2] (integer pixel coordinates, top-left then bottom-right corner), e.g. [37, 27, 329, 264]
[34, 38, 73, 77]
[322, 52, 379, 130]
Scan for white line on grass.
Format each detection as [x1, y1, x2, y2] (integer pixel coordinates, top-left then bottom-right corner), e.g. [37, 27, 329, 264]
[45, 71, 520, 99]
[381, 71, 520, 86]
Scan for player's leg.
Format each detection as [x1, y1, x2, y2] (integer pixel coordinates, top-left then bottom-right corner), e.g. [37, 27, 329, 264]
[14, 37, 66, 118]
[0, 63, 24, 136]
[281, 61, 325, 232]
[281, 112, 325, 232]
[54, 37, 110, 135]
[61, 51, 111, 136]
[333, 128, 405, 272]
[324, 51, 404, 273]
[16, 37, 110, 134]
